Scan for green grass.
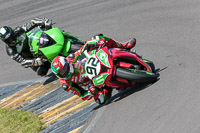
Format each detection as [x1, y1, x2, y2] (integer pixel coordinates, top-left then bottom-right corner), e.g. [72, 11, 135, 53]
[0, 108, 44, 133]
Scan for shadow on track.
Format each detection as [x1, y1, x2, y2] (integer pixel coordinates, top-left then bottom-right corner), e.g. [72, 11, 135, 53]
[93, 67, 167, 110]
[43, 73, 58, 85]
[93, 81, 158, 110]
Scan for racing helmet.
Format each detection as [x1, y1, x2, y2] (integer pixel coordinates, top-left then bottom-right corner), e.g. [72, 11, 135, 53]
[0, 26, 16, 46]
[51, 56, 74, 79]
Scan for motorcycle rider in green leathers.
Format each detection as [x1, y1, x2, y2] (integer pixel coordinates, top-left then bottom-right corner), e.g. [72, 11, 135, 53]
[0, 17, 83, 76]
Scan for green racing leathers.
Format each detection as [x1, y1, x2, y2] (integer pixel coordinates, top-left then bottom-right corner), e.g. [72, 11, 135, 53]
[5, 18, 84, 76]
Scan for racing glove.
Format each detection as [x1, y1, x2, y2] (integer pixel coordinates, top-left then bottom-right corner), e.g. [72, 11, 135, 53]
[95, 38, 106, 47]
[21, 59, 34, 68]
[21, 58, 44, 68]
[31, 17, 52, 28]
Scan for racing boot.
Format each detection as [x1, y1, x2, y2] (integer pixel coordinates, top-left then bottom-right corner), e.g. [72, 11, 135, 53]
[118, 38, 136, 51]
[94, 88, 113, 105]
[94, 91, 105, 104]
[102, 87, 112, 102]
[89, 86, 105, 104]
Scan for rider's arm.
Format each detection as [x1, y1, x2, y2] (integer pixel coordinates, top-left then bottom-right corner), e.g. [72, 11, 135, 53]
[15, 18, 52, 34]
[59, 78, 93, 100]
[81, 36, 114, 52]
[71, 39, 100, 63]
[6, 45, 25, 63]
[6, 45, 45, 68]
[71, 35, 118, 63]
[6, 45, 42, 68]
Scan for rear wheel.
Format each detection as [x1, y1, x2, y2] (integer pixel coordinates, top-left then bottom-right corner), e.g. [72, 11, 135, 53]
[115, 67, 159, 83]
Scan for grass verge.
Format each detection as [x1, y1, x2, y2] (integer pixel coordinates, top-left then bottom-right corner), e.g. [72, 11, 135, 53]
[0, 108, 44, 133]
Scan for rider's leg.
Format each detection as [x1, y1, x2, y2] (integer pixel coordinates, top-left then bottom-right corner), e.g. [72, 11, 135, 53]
[106, 38, 136, 50]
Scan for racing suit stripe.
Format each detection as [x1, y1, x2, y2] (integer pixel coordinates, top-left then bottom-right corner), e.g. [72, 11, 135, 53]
[67, 80, 92, 100]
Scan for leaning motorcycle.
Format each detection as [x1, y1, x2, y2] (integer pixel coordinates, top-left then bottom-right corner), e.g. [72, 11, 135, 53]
[79, 46, 159, 91]
[16, 26, 84, 63]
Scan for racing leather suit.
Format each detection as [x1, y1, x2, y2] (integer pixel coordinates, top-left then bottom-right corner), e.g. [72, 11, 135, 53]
[5, 18, 52, 76]
[59, 35, 136, 104]
[5, 18, 82, 76]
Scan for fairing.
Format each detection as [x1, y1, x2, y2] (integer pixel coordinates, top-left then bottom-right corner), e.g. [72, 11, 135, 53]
[84, 47, 155, 89]
[26, 27, 65, 61]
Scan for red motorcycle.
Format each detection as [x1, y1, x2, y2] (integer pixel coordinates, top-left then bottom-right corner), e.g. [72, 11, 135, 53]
[82, 46, 159, 90]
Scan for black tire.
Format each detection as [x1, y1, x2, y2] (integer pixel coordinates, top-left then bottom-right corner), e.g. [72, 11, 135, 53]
[143, 59, 155, 73]
[115, 67, 159, 83]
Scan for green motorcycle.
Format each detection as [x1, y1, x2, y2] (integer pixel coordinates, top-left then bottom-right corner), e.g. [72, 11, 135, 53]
[16, 26, 84, 63]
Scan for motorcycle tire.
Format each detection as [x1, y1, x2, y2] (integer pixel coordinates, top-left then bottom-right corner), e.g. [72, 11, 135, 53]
[143, 59, 155, 73]
[115, 67, 159, 83]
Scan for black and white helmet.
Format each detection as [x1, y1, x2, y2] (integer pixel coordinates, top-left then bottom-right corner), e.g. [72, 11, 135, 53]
[0, 26, 16, 46]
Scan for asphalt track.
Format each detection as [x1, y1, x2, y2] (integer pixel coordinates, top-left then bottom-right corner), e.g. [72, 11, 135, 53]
[0, 0, 200, 133]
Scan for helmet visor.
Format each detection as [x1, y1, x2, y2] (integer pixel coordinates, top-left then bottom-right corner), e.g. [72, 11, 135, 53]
[0, 26, 16, 46]
[57, 63, 70, 78]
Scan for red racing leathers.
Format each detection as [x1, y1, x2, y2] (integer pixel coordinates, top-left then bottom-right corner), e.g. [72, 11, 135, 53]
[59, 35, 136, 103]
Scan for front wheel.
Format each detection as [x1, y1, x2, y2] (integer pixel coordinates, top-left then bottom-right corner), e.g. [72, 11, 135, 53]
[143, 59, 155, 73]
[115, 67, 159, 83]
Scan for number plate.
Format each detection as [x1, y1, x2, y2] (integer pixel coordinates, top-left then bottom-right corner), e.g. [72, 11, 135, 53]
[85, 54, 101, 79]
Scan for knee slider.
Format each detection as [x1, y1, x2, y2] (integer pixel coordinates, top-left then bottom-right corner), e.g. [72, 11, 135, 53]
[62, 84, 69, 91]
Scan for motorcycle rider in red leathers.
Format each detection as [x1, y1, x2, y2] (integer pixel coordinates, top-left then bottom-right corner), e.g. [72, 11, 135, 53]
[51, 35, 136, 104]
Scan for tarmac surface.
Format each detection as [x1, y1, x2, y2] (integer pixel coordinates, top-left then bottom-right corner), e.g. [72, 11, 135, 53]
[0, 0, 200, 133]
